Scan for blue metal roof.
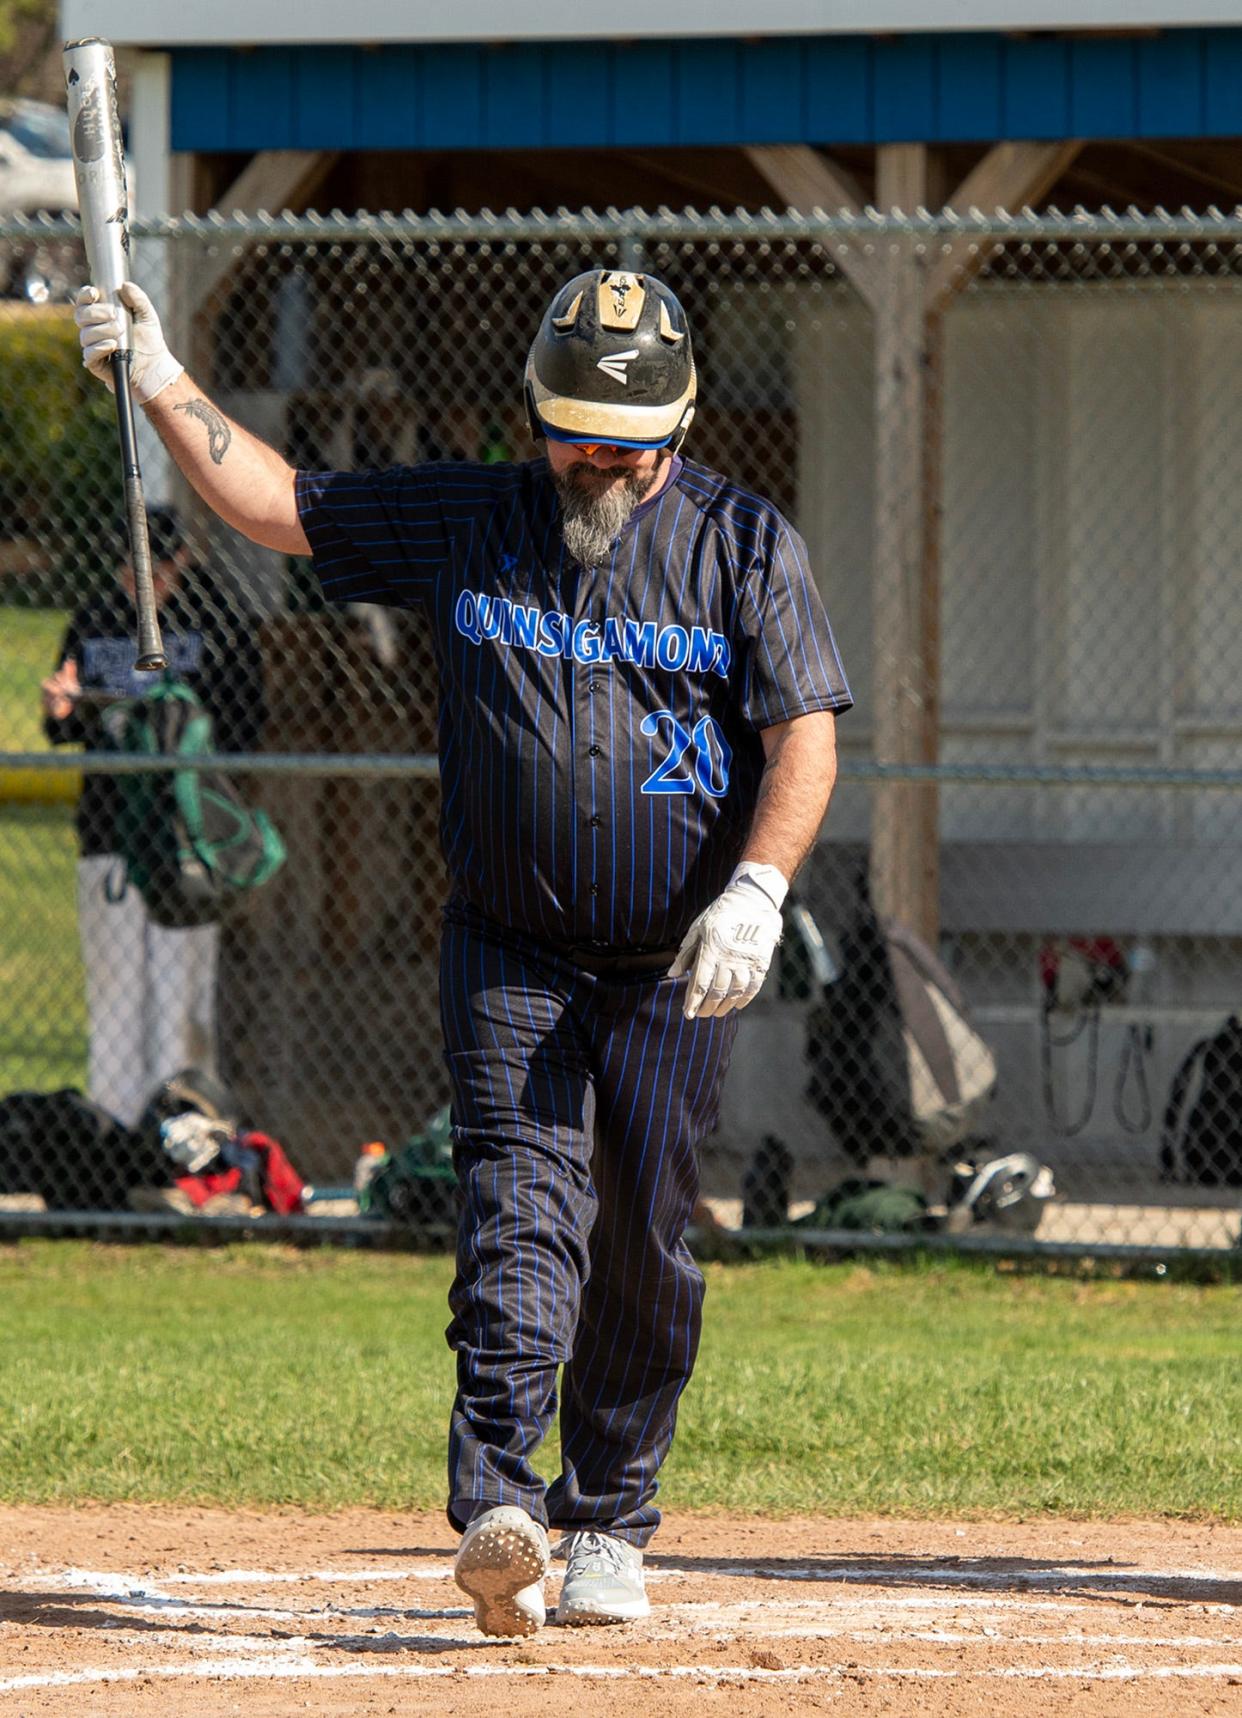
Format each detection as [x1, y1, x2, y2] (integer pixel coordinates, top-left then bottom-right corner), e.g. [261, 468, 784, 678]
[171, 29, 1242, 153]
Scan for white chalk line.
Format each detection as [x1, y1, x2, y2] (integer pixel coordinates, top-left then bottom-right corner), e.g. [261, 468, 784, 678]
[45, 1559, 1242, 1592]
[92, 1621, 1242, 1654]
[9, 1573, 1120, 1628]
[4, 1659, 1242, 1694]
[649, 1561, 1242, 1589]
[24, 1566, 1236, 1628]
[25, 1591, 476, 1625]
[51, 1565, 445, 1588]
[21, 1578, 1203, 1632]
[14, 1585, 1242, 1661]
[9, 1559, 1240, 1697]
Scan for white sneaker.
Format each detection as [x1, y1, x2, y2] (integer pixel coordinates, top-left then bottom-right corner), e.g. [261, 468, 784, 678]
[454, 1505, 550, 1638]
[556, 1529, 651, 1625]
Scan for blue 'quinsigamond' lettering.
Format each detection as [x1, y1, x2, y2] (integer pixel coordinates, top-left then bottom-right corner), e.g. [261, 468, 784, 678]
[511, 604, 540, 649]
[454, 589, 482, 644]
[622, 619, 657, 667]
[454, 590, 729, 680]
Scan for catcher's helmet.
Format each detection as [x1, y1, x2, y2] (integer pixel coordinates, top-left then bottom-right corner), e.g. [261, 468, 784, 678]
[525, 269, 696, 452]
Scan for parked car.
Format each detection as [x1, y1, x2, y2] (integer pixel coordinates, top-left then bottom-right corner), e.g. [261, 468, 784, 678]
[0, 99, 83, 303]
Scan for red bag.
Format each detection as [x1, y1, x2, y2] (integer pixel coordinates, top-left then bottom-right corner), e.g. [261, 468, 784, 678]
[175, 1130, 306, 1215]
[246, 1131, 306, 1215]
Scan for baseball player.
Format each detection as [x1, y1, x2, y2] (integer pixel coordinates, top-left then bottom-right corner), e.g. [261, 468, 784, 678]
[41, 509, 266, 1127]
[75, 267, 852, 1635]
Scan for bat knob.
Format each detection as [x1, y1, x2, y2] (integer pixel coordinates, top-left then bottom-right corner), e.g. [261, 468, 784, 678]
[135, 651, 167, 673]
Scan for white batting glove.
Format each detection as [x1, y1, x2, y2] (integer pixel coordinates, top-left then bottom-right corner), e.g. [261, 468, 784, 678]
[670, 862, 788, 1020]
[74, 281, 184, 404]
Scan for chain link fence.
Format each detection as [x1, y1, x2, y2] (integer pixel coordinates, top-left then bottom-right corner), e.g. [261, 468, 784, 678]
[0, 207, 1239, 1255]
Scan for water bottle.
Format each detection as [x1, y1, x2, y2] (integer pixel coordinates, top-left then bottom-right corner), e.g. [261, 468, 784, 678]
[353, 1141, 388, 1207]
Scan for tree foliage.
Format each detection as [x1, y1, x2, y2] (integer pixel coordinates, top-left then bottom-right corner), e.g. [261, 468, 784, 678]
[0, 1, 51, 50]
[0, 2, 60, 102]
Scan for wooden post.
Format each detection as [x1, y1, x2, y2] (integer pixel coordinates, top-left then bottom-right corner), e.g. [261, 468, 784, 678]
[869, 224, 943, 935]
[750, 139, 1082, 941]
[748, 142, 945, 935]
[866, 147, 938, 936]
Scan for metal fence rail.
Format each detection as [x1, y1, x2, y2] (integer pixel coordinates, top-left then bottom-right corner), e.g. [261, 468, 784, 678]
[0, 207, 1239, 1255]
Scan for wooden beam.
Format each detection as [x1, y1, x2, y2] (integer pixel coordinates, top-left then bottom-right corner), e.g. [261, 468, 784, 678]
[927, 140, 1083, 307]
[869, 139, 1083, 937]
[748, 144, 943, 934]
[745, 144, 868, 215]
[870, 251, 944, 940]
[215, 150, 340, 219]
[877, 143, 950, 216]
[745, 145, 879, 305]
[949, 139, 1081, 218]
[186, 150, 340, 341]
[869, 144, 944, 941]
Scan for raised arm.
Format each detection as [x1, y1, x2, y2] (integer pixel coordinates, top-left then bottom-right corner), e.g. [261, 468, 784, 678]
[75, 282, 309, 556]
[143, 371, 307, 555]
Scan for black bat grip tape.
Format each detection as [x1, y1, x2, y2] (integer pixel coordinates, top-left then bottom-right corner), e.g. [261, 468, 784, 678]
[110, 351, 166, 672]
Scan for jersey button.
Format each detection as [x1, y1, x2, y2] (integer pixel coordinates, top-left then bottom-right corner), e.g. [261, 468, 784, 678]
[588, 744, 601, 757]
[589, 884, 600, 896]
[589, 815, 602, 828]
[587, 680, 600, 693]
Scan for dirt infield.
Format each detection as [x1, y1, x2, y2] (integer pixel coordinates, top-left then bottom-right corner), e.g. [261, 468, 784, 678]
[1, 1509, 1240, 1716]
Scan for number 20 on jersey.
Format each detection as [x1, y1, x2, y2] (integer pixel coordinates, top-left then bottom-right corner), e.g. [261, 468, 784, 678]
[640, 709, 732, 798]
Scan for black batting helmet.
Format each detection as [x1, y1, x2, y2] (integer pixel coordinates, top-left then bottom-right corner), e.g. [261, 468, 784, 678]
[525, 269, 696, 453]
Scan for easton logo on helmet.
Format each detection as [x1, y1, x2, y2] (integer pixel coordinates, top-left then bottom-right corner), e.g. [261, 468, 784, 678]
[597, 349, 639, 384]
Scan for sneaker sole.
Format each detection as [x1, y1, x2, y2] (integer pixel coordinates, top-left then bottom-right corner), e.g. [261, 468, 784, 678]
[557, 1595, 651, 1626]
[455, 1523, 548, 1638]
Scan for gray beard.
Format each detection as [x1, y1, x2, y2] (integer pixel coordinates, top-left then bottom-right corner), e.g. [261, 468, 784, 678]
[552, 462, 660, 567]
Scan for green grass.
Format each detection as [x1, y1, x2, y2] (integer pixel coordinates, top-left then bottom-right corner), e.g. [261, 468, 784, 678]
[0, 1246, 1237, 1519]
[0, 608, 69, 753]
[0, 805, 87, 1090]
[685, 1256, 1242, 1519]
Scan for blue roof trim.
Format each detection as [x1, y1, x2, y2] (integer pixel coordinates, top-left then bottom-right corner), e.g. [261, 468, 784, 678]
[171, 29, 1242, 153]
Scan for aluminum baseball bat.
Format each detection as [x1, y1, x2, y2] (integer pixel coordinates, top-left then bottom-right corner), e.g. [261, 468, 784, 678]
[64, 35, 166, 671]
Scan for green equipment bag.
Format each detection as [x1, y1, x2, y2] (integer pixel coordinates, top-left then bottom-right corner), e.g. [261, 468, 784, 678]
[103, 679, 285, 929]
[793, 1177, 933, 1235]
[362, 1106, 458, 1229]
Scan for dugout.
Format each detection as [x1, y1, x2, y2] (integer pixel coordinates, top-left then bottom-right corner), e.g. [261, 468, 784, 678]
[54, 4, 1242, 1188]
[68, 4, 1242, 918]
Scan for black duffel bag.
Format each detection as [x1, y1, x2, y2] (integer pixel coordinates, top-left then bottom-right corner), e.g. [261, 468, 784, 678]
[0, 1089, 166, 1211]
[1160, 1017, 1242, 1187]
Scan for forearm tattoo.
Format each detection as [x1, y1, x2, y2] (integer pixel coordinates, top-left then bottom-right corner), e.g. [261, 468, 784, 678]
[173, 397, 232, 466]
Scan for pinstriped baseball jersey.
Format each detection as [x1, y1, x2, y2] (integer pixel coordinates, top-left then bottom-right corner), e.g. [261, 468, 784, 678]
[295, 455, 851, 946]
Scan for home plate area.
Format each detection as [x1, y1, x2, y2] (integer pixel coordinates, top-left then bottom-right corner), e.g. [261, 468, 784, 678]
[1, 1512, 1240, 1716]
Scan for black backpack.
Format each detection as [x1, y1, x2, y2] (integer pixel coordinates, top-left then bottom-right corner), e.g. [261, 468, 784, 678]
[102, 680, 285, 929]
[1160, 1017, 1242, 1188]
[804, 867, 997, 1162]
[0, 1090, 166, 1210]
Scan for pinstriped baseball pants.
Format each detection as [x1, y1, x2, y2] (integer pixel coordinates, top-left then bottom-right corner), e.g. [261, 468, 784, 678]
[440, 907, 739, 1548]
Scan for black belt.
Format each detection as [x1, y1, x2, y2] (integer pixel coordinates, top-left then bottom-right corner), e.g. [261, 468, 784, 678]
[554, 942, 680, 979]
